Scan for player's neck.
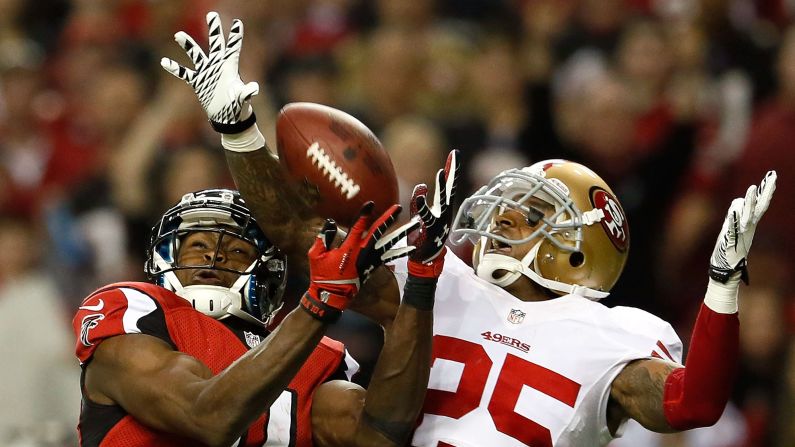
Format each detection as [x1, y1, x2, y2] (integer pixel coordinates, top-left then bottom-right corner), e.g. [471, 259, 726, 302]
[503, 276, 554, 302]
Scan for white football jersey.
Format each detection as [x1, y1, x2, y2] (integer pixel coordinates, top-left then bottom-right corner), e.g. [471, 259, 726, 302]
[390, 250, 682, 447]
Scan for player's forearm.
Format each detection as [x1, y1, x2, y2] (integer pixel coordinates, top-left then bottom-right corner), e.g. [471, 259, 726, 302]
[351, 267, 400, 330]
[356, 275, 435, 446]
[225, 144, 320, 265]
[661, 298, 739, 430]
[198, 309, 327, 445]
[613, 292, 740, 433]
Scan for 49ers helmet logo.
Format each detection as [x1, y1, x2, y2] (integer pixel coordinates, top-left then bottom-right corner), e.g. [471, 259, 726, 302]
[589, 188, 629, 252]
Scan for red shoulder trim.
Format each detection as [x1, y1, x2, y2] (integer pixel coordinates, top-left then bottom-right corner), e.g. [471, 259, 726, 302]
[73, 285, 173, 364]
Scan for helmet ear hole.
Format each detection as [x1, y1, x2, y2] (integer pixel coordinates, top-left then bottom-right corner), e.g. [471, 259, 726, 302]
[569, 251, 585, 267]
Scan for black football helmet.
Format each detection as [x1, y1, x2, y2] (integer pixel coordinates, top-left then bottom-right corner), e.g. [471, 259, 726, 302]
[145, 189, 287, 325]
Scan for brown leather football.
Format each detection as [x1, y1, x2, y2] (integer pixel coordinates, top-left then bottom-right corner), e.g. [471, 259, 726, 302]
[276, 102, 398, 226]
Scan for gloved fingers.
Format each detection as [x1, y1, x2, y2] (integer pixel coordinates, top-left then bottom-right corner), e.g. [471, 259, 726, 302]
[381, 245, 417, 263]
[730, 198, 746, 243]
[320, 219, 337, 250]
[174, 31, 207, 67]
[226, 19, 244, 56]
[375, 215, 419, 252]
[411, 183, 430, 221]
[753, 170, 777, 224]
[723, 198, 744, 243]
[412, 191, 433, 224]
[309, 219, 338, 257]
[740, 185, 756, 231]
[410, 183, 428, 216]
[432, 168, 445, 215]
[444, 149, 461, 208]
[238, 81, 260, 103]
[160, 57, 194, 82]
[346, 201, 375, 244]
[367, 204, 402, 249]
[206, 11, 225, 60]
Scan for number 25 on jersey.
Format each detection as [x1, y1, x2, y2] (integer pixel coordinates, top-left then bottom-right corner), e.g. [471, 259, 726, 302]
[422, 335, 582, 447]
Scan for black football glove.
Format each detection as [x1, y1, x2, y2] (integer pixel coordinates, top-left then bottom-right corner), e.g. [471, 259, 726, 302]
[407, 150, 461, 278]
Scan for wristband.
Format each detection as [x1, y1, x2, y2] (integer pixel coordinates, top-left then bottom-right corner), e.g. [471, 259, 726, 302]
[708, 259, 749, 285]
[704, 274, 741, 314]
[402, 275, 437, 311]
[212, 111, 257, 134]
[300, 292, 342, 323]
[219, 117, 267, 153]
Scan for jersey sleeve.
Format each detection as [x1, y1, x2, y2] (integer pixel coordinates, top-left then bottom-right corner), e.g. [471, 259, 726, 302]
[72, 286, 173, 364]
[315, 336, 360, 383]
[608, 306, 683, 364]
[326, 348, 361, 383]
[591, 306, 684, 442]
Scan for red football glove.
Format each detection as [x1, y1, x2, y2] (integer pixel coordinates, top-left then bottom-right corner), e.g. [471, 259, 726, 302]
[407, 150, 461, 278]
[301, 202, 419, 322]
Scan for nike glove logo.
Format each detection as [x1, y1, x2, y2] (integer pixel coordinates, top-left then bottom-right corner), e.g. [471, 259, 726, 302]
[79, 299, 105, 312]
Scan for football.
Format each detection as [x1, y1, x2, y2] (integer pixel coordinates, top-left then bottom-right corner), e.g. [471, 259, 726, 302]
[276, 102, 398, 226]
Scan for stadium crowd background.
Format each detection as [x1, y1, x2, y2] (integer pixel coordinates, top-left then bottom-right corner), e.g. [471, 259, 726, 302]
[0, 0, 793, 445]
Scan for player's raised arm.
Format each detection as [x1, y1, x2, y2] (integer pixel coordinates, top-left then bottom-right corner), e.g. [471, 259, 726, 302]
[162, 11, 412, 329]
[161, 11, 320, 268]
[609, 171, 777, 432]
[311, 151, 460, 447]
[82, 202, 411, 446]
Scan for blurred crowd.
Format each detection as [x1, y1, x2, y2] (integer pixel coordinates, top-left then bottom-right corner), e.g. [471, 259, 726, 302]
[1, 0, 794, 446]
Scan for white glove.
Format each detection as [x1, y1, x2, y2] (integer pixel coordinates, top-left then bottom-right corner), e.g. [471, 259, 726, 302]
[708, 170, 776, 284]
[705, 170, 776, 314]
[161, 11, 260, 136]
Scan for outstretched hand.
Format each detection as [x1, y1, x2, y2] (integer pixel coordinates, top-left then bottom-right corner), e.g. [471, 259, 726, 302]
[709, 170, 776, 284]
[161, 11, 258, 132]
[407, 150, 461, 278]
[301, 202, 419, 322]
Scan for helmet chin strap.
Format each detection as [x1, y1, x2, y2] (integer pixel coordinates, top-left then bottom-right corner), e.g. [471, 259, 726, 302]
[153, 253, 264, 325]
[475, 239, 610, 300]
[223, 265, 265, 326]
[476, 252, 525, 287]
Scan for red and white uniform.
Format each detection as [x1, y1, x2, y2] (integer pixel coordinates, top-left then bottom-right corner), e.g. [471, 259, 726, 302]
[390, 252, 682, 447]
[72, 282, 357, 447]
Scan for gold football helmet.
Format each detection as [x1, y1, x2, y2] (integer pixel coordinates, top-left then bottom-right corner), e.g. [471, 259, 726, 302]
[451, 160, 629, 299]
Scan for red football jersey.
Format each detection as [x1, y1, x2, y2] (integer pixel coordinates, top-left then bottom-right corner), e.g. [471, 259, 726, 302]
[73, 282, 353, 447]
